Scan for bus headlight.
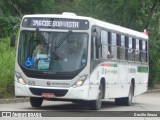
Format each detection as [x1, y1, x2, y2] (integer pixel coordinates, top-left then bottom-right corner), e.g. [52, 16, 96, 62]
[72, 75, 87, 88]
[15, 72, 27, 85]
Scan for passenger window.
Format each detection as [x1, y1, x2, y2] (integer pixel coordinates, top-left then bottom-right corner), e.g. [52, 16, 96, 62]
[135, 39, 140, 61]
[119, 35, 125, 60]
[101, 30, 108, 44]
[129, 37, 132, 48]
[141, 40, 147, 62]
[111, 33, 117, 59]
[101, 30, 109, 59]
[128, 37, 133, 61]
[121, 35, 125, 47]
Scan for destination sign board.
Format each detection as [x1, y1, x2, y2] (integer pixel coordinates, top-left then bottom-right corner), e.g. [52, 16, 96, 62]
[22, 17, 89, 30]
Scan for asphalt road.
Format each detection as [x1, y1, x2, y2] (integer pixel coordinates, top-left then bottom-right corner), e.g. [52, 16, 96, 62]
[0, 92, 160, 120]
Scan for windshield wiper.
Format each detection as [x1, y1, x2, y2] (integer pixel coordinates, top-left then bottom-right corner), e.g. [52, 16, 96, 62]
[54, 30, 72, 50]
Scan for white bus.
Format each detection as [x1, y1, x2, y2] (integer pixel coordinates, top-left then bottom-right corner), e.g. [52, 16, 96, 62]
[11, 12, 149, 110]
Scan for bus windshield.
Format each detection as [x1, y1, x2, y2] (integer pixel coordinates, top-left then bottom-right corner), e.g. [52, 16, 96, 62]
[18, 31, 88, 72]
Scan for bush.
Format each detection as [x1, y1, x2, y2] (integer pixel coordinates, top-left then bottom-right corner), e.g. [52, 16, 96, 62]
[148, 33, 160, 87]
[0, 37, 15, 98]
[0, 16, 20, 38]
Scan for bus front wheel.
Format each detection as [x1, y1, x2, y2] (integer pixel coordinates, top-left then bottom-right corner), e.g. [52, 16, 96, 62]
[89, 83, 103, 110]
[30, 97, 43, 107]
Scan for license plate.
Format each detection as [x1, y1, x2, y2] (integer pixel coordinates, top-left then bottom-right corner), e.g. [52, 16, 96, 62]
[41, 93, 55, 98]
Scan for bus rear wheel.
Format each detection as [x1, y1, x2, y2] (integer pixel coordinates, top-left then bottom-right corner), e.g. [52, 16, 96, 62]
[30, 97, 43, 107]
[115, 84, 134, 106]
[89, 83, 103, 110]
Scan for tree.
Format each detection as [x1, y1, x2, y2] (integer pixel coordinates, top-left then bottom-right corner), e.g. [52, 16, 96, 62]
[0, 0, 55, 38]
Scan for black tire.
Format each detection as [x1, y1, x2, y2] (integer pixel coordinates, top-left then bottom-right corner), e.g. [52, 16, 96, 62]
[89, 83, 103, 110]
[115, 84, 134, 106]
[30, 97, 43, 107]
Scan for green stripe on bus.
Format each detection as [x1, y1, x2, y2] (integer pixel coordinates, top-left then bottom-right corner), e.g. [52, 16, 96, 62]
[101, 63, 117, 67]
[137, 66, 148, 73]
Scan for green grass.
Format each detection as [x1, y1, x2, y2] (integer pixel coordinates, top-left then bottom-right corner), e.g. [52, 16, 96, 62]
[0, 38, 15, 98]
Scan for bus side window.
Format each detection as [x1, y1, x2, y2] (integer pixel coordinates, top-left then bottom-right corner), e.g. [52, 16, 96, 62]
[117, 34, 120, 59]
[125, 36, 128, 60]
[91, 36, 98, 60]
[132, 38, 136, 61]
[95, 36, 100, 59]
[128, 37, 133, 61]
[101, 30, 109, 59]
[108, 32, 111, 57]
[91, 28, 101, 60]
[119, 35, 125, 60]
[141, 40, 147, 62]
[135, 39, 140, 62]
[111, 33, 117, 59]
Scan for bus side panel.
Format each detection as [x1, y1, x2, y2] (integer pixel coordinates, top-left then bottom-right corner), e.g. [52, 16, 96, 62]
[88, 66, 100, 100]
[114, 62, 130, 98]
[134, 65, 148, 95]
[89, 62, 130, 99]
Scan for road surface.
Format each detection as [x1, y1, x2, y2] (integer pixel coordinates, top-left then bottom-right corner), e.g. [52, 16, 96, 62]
[0, 92, 160, 120]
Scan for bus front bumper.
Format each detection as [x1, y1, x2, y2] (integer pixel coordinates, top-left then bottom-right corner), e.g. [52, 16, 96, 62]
[15, 81, 90, 100]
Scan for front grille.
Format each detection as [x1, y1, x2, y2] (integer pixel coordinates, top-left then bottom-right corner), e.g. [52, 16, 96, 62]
[29, 88, 68, 97]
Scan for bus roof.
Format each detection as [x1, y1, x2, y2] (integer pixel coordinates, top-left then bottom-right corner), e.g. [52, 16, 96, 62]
[23, 13, 148, 40]
[92, 18, 148, 40]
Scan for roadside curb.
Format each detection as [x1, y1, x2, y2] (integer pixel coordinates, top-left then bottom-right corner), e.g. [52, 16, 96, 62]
[0, 97, 29, 104]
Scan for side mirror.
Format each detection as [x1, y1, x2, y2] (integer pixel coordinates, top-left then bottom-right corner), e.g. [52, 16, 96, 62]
[10, 33, 16, 47]
[95, 36, 101, 48]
